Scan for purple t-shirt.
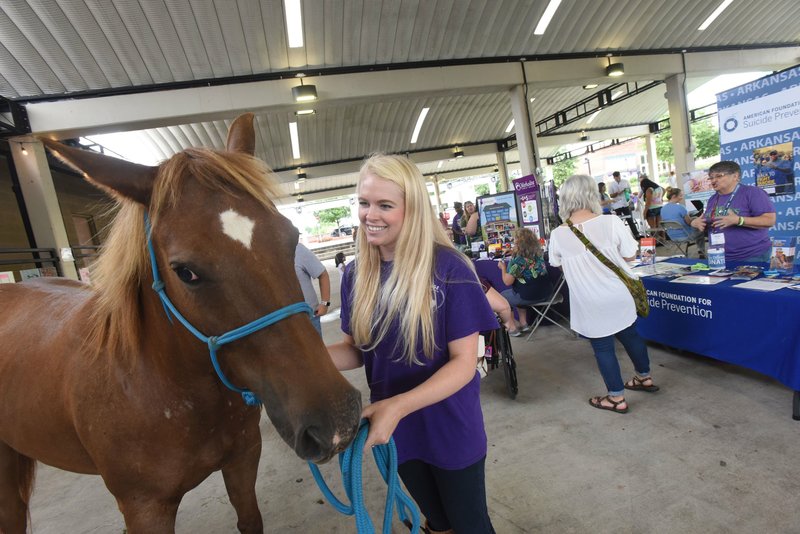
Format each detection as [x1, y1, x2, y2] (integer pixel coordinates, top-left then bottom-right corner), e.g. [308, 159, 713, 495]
[705, 184, 775, 260]
[340, 247, 498, 469]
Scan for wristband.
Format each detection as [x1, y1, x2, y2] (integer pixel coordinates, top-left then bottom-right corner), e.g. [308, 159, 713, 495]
[737, 216, 744, 227]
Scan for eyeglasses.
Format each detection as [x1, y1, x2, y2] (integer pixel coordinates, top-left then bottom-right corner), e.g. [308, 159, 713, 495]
[708, 172, 732, 181]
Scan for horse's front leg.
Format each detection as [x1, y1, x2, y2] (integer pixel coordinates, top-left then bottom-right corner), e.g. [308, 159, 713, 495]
[116, 496, 180, 534]
[221, 427, 263, 533]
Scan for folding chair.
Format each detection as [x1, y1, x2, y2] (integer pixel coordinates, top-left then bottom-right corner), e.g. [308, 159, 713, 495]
[524, 274, 574, 341]
[660, 220, 700, 256]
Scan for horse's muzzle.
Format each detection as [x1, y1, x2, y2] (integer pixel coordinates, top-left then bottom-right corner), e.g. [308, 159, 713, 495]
[296, 388, 362, 463]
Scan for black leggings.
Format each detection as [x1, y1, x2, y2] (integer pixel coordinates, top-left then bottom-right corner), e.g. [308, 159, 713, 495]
[398, 457, 495, 533]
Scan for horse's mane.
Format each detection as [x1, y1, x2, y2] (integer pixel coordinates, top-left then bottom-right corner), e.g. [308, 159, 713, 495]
[85, 147, 282, 363]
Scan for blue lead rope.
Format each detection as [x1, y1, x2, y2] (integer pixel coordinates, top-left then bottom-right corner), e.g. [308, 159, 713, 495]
[308, 420, 421, 533]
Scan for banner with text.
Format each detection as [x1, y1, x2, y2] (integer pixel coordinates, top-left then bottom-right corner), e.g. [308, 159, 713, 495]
[716, 65, 800, 237]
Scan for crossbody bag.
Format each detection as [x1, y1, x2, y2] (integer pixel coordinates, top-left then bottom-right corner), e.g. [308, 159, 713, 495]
[566, 219, 650, 318]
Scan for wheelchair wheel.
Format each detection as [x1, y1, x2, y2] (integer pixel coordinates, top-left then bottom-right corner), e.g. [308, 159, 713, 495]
[495, 327, 518, 399]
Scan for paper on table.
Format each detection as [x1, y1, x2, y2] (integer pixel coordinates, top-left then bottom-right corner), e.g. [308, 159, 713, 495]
[670, 275, 726, 285]
[733, 279, 798, 292]
[632, 261, 691, 276]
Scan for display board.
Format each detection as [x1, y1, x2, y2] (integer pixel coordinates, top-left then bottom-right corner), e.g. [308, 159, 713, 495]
[512, 174, 541, 238]
[476, 191, 520, 254]
[716, 64, 800, 238]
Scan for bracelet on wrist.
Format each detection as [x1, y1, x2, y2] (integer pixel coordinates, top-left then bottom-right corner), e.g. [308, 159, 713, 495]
[737, 216, 745, 227]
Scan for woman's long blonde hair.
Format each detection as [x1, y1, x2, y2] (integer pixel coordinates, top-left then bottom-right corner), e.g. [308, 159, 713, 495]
[350, 154, 461, 365]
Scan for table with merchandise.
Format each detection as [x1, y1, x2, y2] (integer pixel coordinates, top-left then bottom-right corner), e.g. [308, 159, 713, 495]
[634, 257, 800, 419]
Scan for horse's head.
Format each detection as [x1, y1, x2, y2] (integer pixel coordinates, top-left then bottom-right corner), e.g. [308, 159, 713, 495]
[41, 114, 361, 463]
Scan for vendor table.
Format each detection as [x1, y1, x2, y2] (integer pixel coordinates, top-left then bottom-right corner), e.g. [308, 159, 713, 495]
[636, 259, 800, 419]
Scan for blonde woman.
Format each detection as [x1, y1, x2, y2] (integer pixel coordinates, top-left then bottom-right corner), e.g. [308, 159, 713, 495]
[460, 200, 481, 241]
[327, 154, 498, 534]
[497, 227, 552, 335]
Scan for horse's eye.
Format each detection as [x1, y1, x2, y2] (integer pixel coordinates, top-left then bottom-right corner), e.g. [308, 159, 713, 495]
[173, 266, 199, 284]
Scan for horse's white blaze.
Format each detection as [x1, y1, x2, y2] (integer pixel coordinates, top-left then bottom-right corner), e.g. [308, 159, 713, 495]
[220, 209, 255, 249]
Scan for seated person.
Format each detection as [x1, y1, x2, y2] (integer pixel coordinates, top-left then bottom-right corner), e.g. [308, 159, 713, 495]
[478, 277, 527, 336]
[661, 187, 706, 256]
[497, 227, 553, 336]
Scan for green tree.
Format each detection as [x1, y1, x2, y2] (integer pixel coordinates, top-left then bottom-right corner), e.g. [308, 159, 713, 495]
[655, 119, 720, 163]
[552, 156, 577, 187]
[692, 119, 720, 159]
[315, 207, 351, 228]
[474, 183, 489, 197]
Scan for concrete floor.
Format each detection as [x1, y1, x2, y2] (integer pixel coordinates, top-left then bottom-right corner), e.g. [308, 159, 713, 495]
[27, 259, 800, 533]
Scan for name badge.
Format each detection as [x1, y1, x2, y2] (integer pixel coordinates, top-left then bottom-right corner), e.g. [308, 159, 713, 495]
[710, 232, 726, 246]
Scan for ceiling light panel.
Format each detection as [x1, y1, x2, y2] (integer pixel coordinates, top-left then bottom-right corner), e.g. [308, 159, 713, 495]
[698, 0, 735, 31]
[410, 107, 430, 144]
[289, 121, 300, 159]
[534, 0, 563, 35]
[284, 0, 304, 47]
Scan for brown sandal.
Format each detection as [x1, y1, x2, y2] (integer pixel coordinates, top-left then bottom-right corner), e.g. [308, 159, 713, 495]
[624, 375, 660, 392]
[589, 395, 628, 414]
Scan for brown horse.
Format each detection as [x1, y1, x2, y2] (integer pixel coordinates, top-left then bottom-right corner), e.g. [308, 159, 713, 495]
[0, 114, 361, 533]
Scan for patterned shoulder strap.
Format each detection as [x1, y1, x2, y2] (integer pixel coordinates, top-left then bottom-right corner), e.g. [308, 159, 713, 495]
[565, 218, 630, 282]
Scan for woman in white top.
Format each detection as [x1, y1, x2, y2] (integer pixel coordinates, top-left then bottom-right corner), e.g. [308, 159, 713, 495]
[549, 174, 659, 414]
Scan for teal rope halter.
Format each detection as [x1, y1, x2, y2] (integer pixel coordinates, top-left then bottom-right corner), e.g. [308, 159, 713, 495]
[144, 213, 313, 405]
[308, 420, 421, 533]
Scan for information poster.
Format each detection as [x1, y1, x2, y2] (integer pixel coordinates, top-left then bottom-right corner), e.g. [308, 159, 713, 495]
[477, 191, 520, 250]
[716, 64, 800, 238]
[512, 174, 540, 238]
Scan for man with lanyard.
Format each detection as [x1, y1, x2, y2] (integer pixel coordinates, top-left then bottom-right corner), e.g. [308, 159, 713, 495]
[608, 171, 641, 239]
[690, 160, 776, 263]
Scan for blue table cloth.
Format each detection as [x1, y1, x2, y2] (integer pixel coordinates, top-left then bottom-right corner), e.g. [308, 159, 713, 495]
[636, 259, 800, 391]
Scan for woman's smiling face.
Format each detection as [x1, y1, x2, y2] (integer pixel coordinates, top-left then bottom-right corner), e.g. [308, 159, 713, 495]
[358, 173, 406, 261]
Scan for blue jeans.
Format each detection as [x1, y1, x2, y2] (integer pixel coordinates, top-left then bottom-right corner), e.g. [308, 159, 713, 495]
[586, 322, 650, 396]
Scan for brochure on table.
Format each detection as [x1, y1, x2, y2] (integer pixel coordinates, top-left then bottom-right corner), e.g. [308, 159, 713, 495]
[769, 237, 796, 273]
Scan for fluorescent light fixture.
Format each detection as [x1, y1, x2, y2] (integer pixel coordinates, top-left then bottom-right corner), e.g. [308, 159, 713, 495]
[698, 0, 734, 31]
[289, 122, 300, 159]
[586, 110, 601, 124]
[534, 0, 563, 35]
[284, 0, 304, 48]
[605, 60, 624, 77]
[453, 147, 464, 159]
[292, 82, 317, 102]
[583, 83, 599, 90]
[437, 160, 444, 169]
[295, 109, 315, 116]
[530, 97, 536, 102]
[410, 107, 430, 144]
[505, 119, 515, 133]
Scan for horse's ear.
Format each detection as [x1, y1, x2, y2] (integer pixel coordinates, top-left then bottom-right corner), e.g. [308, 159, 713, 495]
[40, 138, 156, 206]
[226, 113, 256, 155]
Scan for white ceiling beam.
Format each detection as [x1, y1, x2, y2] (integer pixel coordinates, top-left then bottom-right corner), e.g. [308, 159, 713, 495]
[537, 125, 652, 149]
[25, 46, 800, 139]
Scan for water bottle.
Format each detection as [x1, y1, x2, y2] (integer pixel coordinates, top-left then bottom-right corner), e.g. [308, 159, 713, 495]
[708, 247, 726, 269]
